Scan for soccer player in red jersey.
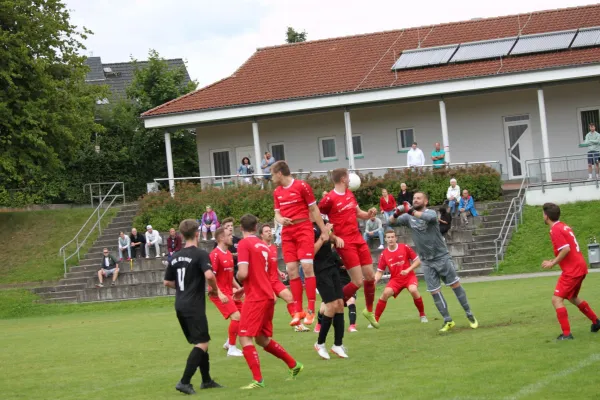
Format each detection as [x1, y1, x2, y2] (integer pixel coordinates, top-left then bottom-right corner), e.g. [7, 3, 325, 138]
[374, 230, 427, 324]
[236, 214, 304, 389]
[318, 168, 380, 328]
[271, 161, 329, 326]
[208, 227, 244, 357]
[541, 203, 600, 340]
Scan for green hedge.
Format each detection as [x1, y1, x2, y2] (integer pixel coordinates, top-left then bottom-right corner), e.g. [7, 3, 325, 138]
[133, 165, 502, 231]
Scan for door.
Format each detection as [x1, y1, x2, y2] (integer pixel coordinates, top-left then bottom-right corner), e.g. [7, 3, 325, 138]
[235, 146, 256, 174]
[503, 115, 533, 179]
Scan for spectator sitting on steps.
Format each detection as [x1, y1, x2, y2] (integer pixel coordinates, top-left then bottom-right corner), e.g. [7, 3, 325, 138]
[200, 205, 219, 241]
[363, 216, 385, 250]
[446, 178, 461, 216]
[97, 248, 119, 287]
[397, 183, 413, 206]
[118, 231, 131, 261]
[458, 189, 478, 226]
[145, 225, 163, 258]
[379, 188, 397, 224]
[130, 228, 146, 258]
[438, 207, 452, 240]
[167, 228, 182, 262]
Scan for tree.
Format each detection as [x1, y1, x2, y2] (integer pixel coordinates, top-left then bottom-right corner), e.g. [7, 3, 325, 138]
[286, 27, 307, 43]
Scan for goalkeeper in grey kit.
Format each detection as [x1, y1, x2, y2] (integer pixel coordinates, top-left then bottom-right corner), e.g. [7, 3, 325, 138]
[390, 191, 479, 332]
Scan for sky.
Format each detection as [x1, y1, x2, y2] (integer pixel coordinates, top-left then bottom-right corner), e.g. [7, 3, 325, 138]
[65, 0, 592, 88]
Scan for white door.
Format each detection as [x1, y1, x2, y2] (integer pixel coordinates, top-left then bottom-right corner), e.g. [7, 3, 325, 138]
[503, 116, 533, 179]
[235, 146, 256, 174]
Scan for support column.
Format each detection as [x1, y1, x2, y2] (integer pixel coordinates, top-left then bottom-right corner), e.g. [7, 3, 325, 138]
[164, 131, 175, 196]
[252, 120, 262, 175]
[537, 88, 553, 183]
[344, 109, 355, 171]
[439, 99, 451, 164]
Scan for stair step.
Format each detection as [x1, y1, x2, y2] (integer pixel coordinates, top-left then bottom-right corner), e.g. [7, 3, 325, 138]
[33, 283, 86, 294]
[462, 254, 497, 264]
[39, 290, 83, 299]
[40, 296, 78, 304]
[59, 277, 90, 285]
[457, 267, 495, 277]
[460, 261, 496, 270]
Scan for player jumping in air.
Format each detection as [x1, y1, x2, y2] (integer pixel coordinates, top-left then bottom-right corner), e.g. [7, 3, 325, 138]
[271, 161, 329, 326]
[390, 192, 478, 332]
[318, 168, 379, 328]
[209, 227, 244, 357]
[373, 229, 427, 325]
[541, 202, 600, 340]
[236, 214, 304, 389]
[164, 219, 223, 395]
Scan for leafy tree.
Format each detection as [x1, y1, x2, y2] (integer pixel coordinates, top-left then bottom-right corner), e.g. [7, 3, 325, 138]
[286, 27, 308, 43]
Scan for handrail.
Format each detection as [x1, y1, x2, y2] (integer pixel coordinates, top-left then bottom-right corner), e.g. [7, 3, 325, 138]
[525, 153, 599, 192]
[83, 182, 126, 207]
[494, 175, 528, 270]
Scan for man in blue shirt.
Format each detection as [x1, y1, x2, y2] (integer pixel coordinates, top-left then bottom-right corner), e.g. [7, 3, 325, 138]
[431, 142, 445, 169]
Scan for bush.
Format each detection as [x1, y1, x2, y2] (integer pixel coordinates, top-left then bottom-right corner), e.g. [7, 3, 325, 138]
[133, 165, 502, 231]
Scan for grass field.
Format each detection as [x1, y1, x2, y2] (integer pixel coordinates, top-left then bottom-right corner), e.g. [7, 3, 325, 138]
[1, 275, 600, 400]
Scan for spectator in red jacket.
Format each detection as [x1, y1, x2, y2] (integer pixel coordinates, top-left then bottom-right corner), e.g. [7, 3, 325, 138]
[166, 228, 182, 262]
[379, 188, 397, 224]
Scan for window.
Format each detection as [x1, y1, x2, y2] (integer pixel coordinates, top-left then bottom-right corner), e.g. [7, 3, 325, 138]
[269, 143, 286, 162]
[345, 134, 363, 158]
[397, 128, 415, 150]
[211, 150, 231, 176]
[319, 137, 337, 161]
[579, 108, 600, 141]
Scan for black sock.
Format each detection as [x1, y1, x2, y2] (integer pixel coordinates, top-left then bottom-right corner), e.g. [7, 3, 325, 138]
[317, 312, 324, 325]
[348, 304, 357, 325]
[181, 347, 203, 384]
[318, 315, 333, 345]
[197, 349, 211, 384]
[333, 313, 345, 346]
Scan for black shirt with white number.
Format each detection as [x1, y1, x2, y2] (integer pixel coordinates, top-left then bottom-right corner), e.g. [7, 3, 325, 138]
[164, 246, 212, 315]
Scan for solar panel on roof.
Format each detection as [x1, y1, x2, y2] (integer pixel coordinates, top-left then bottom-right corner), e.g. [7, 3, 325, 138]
[572, 27, 600, 48]
[392, 45, 458, 70]
[450, 37, 517, 63]
[510, 30, 576, 55]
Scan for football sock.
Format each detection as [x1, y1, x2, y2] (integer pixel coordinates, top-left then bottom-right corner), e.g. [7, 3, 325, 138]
[289, 278, 304, 313]
[363, 280, 376, 312]
[197, 350, 212, 384]
[181, 347, 203, 384]
[286, 303, 295, 317]
[333, 312, 345, 346]
[348, 304, 357, 325]
[264, 340, 296, 369]
[317, 312, 324, 325]
[414, 297, 425, 317]
[305, 276, 317, 314]
[432, 292, 452, 322]
[577, 301, 598, 322]
[242, 345, 262, 382]
[375, 299, 387, 322]
[318, 315, 333, 345]
[228, 320, 239, 346]
[556, 307, 571, 336]
[343, 282, 360, 303]
[452, 285, 472, 315]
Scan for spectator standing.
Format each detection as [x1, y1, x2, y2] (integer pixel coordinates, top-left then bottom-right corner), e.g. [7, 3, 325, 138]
[96, 248, 119, 287]
[130, 228, 146, 258]
[438, 207, 452, 240]
[145, 225, 163, 258]
[446, 178, 461, 216]
[458, 189, 478, 226]
[260, 151, 276, 188]
[237, 157, 254, 184]
[118, 231, 131, 261]
[431, 142, 446, 169]
[584, 123, 600, 180]
[407, 142, 425, 168]
[167, 228, 182, 262]
[363, 216, 385, 250]
[397, 183, 413, 206]
[379, 189, 397, 223]
[200, 206, 219, 241]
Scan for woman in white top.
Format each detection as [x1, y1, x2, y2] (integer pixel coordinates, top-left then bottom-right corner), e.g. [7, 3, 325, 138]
[446, 178, 461, 216]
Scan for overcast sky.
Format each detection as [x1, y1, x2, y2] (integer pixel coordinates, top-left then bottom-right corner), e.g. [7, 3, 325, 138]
[65, 0, 591, 88]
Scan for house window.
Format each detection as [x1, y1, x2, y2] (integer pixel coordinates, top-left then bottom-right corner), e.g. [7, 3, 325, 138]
[579, 108, 600, 141]
[397, 128, 415, 150]
[352, 134, 363, 157]
[319, 137, 337, 161]
[269, 143, 286, 161]
[211, 150, 231, 176]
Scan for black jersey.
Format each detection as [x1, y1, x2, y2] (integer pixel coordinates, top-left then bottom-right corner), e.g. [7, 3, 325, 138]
[164, 246, 212, 315]
[313, 223, 338, 274]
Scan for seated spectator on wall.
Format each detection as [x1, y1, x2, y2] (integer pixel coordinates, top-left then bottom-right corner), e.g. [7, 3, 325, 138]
[237, 157, 254, 184]
[363, 216, 384, 250]
[446, 178, 461, 216]
[96, 248, 119, 287]
[438, 207, 452, 239]
[145, 225, 163, 258]
[407, 142, 425, 167]
[397, 183, 413, 206]
[261, 151, 276, 187]
[458, 189, 478, 226]
[431, 142, 446, 169]
[117, 231, 131, 261]
[129, 228, 146, 258]
[379, 188, 397, 223]
[585, 122, 600, 180]
[166, 228, 182, 262]
[200, 205, 219, 240]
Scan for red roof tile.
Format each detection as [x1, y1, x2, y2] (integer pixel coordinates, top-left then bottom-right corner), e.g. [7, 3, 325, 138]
[143, 4, 600, 118]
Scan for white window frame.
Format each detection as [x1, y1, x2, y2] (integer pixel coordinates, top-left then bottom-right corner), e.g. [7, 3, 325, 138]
[209, 148, 232, 177]
[396, 128, 415, 151]
[319, 136, 337, 162]
[576, 106, 600, 144]
[268, 142, 286, 161]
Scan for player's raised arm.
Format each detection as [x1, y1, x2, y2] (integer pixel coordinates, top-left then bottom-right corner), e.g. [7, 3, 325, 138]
[411, 209, 438, 223]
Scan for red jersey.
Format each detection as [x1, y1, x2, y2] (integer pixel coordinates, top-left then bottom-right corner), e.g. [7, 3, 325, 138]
[377, 244, 419, 280]
[380, 194, 397, 212]
[209, 247, 235, 296]
[237, 236, 274, 301]
[319, 189, 362, 242]
[549, 221, 587, 277]
[267, 243, 280, 283]
[273, 179, 316, 221]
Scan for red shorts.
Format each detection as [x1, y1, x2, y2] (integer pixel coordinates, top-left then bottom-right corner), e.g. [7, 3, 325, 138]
[554, 274, 586, 299]
[282, 221, 314, 264]
[209, 294, 240, 319]
[387, 276, 418, 298]
[336, 241, 373, 269]
[239, 300, 275, 338]
[271, 280, 287, 295]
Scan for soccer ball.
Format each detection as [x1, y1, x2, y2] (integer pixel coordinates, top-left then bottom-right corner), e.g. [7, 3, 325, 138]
[348, 173, 361, 191]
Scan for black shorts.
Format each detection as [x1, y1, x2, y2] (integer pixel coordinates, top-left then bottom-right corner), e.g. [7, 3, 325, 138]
[316, 267, 344, 304]
[588, 151, 600, 165]
[177, 311, 210, 345]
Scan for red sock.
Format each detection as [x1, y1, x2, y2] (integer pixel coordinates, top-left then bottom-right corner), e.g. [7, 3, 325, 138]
[242, 345, 262, 382]
[343, 282, 360, 302]
[264, 340, 296, 368]
[289, 278, 304, 313]
[413, 297, 425, 317]
[556, 307, 571, 336]
[577, 301, 598, 322]
[364, 280, 375, 312]
[375, 299, 387, 322]
[228, 320, 239, 346]
[305, 276, 317, 314]
[286, 303, 295, 317]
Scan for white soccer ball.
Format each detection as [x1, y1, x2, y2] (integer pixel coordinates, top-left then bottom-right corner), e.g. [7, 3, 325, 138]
[348, 173, 361, 191]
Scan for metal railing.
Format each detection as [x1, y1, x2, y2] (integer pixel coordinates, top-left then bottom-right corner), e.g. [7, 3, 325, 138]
[59, 182, 125, 277]
[494, 174, 528, 270]
[526, 154, 599, 193]
[83, 182, 126, 207]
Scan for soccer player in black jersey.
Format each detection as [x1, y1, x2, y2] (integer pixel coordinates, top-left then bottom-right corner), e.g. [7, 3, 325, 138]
[164, 219, 223, 395]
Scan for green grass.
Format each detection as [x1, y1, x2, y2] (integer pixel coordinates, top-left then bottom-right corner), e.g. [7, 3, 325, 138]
[0, 208, 118, 284]
[498, 201, 600, 275]
[2, 275, 600, 399]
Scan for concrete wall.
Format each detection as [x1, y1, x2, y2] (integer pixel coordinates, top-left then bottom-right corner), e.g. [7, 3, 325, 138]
[526, 182, 600, 205]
